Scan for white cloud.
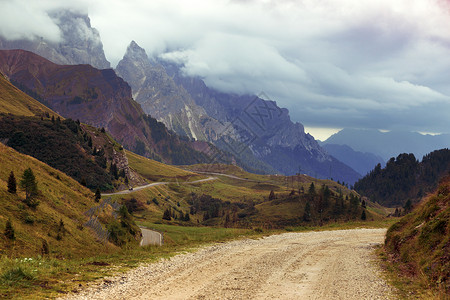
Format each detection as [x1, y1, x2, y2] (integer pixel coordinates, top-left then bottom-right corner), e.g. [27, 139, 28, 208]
[0, 0, 61, 42]
[1, 0, 450, 133]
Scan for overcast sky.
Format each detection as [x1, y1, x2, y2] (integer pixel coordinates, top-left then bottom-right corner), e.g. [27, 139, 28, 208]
[1, 0, 450, 140]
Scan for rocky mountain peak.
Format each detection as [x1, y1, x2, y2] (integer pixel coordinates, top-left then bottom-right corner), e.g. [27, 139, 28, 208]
[124, 41, 149, 63]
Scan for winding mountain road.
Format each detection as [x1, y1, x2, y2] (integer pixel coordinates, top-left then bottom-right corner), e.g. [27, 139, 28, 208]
[64, 228, 394, 300]
[101, 176, 217, 196]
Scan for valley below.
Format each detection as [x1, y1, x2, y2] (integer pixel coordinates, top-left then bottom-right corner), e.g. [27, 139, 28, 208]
[63, 228, 393, 300]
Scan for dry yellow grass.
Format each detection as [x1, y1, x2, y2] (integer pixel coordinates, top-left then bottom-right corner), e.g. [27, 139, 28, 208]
[0, 143, 117, 258]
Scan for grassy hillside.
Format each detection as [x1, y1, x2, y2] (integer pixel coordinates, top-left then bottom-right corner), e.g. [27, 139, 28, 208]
[384, 176, 449, 297]
[0, 114, 124, 191]
[0, 73, 55, 117]
[0, 143, 118, 258]
[126, 150, 203, 182]
[108, 162, 386, 228]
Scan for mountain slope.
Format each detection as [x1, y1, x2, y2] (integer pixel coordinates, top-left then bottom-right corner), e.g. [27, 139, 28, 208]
[0, 10, 110, 69]
[385, 176, 450, 296]
[0, 142, 116, 257]
[0, 49, 215, 166]
[324, 128, 450, 162]
[322, 143, 384, 176]
[0, 72, 55, 117]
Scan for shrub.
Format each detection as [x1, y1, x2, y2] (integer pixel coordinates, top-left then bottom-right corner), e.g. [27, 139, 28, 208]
[24, 215, 35, 224]
[4, 219, 15, 240]
[1, 267, 34, 285]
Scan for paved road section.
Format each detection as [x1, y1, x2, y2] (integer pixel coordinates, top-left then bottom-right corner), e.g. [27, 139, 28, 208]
[64, 228, 394, 300]
[102, 177, 217, 196]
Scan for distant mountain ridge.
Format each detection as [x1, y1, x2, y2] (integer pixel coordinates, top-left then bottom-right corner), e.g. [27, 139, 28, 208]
[165, 58, 362, 183]
[116, 41, 361, 183]
[324, 128, 450, 162]
[321, 143, 385, 176]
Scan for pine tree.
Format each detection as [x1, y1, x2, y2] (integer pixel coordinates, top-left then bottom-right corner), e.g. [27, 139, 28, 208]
[224, 213, 230, 227]
[20, 168, 38, 206]
[361, 209, 367, 220]
[95, 188, 101, 202]
[124, 176, 129, 186]
[4, 219, 15, 240]
[41, 239, 49, 255]
[303, 201, 312, 222]
[361, 199, 367, 209]
[110, 163, 118, 180]
[162, 208, 171, 220]
[403, 199, 412, 214]
[308, 182, 316, 195]
[7, 171, 16, 194]
[269, 190, 276, 200]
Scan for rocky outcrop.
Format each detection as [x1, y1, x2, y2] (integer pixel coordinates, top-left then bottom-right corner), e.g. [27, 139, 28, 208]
[116, 41, 228, 142]
[0, 10, 110, 69]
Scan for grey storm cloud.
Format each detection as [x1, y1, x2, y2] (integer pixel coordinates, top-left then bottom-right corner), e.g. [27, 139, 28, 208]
[1, 0, 449, 135]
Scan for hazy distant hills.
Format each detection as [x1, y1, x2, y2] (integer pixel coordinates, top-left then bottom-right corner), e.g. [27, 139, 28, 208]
[321, 144, 385, 176]
[323, 128, 450, 162]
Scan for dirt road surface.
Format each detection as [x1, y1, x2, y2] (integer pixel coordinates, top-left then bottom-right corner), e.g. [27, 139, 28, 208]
[64, 228, 394, 300]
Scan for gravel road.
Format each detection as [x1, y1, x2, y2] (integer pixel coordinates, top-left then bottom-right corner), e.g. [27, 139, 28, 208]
[64, 228, 394, 300]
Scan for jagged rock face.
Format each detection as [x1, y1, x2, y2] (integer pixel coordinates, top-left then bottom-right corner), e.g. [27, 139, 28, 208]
[115, 42, 360, 182]
[165, 62, 361, 183]
[116, 41, 227, 142]
[116, 42, 276, 174]
[0, 10, 110, 69]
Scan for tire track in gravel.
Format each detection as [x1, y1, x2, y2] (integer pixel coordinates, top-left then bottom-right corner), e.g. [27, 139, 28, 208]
[63, 228, 395, 300]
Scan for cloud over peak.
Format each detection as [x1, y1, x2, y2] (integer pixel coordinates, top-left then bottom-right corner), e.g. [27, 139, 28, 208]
[1, 0, 449, 134]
